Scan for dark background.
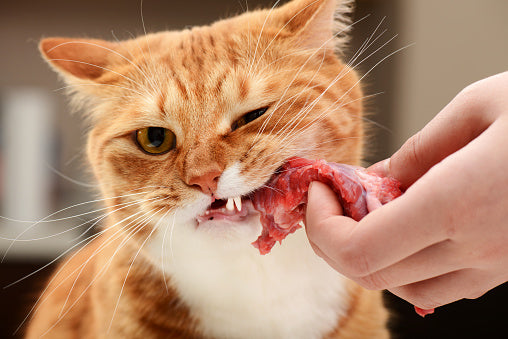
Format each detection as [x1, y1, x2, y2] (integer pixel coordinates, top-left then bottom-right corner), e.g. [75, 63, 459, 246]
[1, 0, 507, 338]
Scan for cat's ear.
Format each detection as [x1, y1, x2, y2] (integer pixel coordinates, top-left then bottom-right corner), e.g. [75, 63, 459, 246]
[39, 37, 119, 83]
[272, 0, 353, 51]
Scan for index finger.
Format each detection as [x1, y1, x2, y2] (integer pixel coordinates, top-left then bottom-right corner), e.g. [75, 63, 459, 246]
[375, 84, 493, 188]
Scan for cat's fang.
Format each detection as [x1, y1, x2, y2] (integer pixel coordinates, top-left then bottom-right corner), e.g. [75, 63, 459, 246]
[233, 197, 242, 211]
[226, 198, 235, 211]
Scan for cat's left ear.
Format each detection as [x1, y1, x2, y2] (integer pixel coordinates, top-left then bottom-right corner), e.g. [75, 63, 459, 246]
[39, 37, 122, 98]
[272, 0, 353, 51]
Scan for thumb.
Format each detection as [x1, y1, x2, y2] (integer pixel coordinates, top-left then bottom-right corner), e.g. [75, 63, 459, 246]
[306, 181, 343, 222]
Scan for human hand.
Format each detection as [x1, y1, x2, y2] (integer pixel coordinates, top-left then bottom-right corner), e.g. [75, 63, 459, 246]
[305, 72, 508, 312]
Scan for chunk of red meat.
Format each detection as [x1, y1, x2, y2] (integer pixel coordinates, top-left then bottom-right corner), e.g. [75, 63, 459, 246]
[414, 306, 435, 317]
[250, 157, 435, 317]
[251, 157, 402, 254]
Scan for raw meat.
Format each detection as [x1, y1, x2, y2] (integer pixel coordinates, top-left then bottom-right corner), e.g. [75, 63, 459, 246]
[250, 157, 402, 254]
[414, 306, 435, 317]
[250, 156, 434, 317]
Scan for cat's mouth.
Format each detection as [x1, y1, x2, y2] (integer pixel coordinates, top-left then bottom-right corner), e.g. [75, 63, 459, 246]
[195, 165, 284, 226]
[196, 196, 254, 224]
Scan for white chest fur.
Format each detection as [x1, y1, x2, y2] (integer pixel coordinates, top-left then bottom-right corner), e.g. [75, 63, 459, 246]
[146, 214, 350, 339]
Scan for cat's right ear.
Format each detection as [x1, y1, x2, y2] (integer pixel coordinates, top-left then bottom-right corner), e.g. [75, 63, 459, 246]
[39, 37, 119, 84]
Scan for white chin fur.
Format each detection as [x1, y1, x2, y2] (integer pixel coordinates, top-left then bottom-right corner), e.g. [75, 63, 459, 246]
[146, 211, 349, 339]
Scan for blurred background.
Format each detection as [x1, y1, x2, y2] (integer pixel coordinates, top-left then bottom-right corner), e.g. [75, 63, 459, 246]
[0, 0, 506, 337]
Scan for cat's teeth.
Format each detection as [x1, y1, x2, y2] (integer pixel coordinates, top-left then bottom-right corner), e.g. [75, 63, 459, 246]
[226, 198, 235, 211]
[233, 196, 242, 211]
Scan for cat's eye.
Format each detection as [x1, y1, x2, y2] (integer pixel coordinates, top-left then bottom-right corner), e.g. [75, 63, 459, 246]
[135, 127, 176, 155]
[232, 107, 269, 131]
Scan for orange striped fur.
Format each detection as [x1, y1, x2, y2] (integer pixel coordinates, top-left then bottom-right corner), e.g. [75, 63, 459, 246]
[28, 0, 389, 338]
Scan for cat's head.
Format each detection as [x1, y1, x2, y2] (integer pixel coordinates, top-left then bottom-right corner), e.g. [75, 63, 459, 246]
[40, 0, 363, 245]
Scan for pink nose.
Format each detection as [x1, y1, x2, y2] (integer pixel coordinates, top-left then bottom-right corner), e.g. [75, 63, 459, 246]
[187, 169, 222, 194]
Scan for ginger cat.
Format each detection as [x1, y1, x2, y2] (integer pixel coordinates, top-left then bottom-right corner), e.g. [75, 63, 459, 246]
[27, 0, 389, 338]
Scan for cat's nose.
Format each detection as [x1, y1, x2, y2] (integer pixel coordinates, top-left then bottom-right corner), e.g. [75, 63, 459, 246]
[187, 169, 222, 194]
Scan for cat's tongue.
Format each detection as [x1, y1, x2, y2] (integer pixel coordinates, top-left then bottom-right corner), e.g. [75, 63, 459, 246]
[196, 198, 251, 223]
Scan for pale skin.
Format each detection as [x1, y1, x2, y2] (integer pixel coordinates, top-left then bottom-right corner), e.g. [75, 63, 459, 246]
[305, 72, 508, 311]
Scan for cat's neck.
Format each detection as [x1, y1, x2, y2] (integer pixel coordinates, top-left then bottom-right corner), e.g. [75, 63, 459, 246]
[145, 216, 349, 339]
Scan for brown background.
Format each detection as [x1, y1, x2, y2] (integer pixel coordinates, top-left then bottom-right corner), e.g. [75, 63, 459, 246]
[1, 0, 507, 338]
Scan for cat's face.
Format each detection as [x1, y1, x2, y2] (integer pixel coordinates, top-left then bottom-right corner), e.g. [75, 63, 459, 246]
[40, 0, 363, 245]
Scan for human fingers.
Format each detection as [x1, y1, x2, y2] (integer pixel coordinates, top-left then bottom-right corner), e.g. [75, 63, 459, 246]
[336, 114, 508, 284]
[388, 269, 505, 310]
[369, 75, 507, 187]
[306, 181, 344, 219]
[352, 240, 468, 290]
[305, 183, 447, 278]
[305, 181, 358, 269]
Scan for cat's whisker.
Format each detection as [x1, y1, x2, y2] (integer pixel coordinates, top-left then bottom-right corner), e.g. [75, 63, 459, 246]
[3, 207, 148, 290]
[251, 14, 368, 148]
[61, 207, 160, 321]
[68, 196, 169, 243]
[46, 40, 156, 91]
[273, 31, 401, 148]
[271, 90, 394, 159]
[49, 58, 147, 91]
[54, 83, 146, 98]
[107, 207, 165, 333]
[275, 90, 378, 148]
[0, 196, 148, 234]
[20, 200, 171, 336]
[273, 93, 386, 155]
[11, 207, 155, 335]
[4, 194, 168, 288]
[50, 206, 161, 333]
[38, 217, 152, 338]
[111, 29, 160, 96]
[138, 0, 167, 101]
[158, 208, 173, 293]
[267, 50, 328, 139]
[253, 13, 370, 76]
[54, 209, 153, 320]
[1, 201, 128, 243]
[0, 192, 160, 262]
[244, 0, 283, 83]
[0, 190, 156, 225]
[168, 208, 180, 273]
[262, 16, 388, 143]
[0, 192, 157, 260]
[44, 162, 98, 188]
[255, 91, 378, 162]
[251, 0, 322, 75]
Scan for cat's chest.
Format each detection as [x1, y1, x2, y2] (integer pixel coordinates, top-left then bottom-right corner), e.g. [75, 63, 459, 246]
[146, 217, 350, 339]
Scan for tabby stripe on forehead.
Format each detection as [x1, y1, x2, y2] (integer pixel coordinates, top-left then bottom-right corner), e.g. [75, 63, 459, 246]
[213, 72, 228, 96]
[238, 75, 249, 101]
[209, 34, 215, 48]
[168, 65, 189, 99]
[157, 92, 167, 117]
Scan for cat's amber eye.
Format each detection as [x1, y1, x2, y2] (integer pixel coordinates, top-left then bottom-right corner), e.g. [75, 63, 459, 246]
[135, 127, 176, 155]
[232, 107, 269, 131]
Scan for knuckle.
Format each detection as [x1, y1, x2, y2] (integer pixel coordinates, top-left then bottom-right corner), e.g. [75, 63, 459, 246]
[339, 244, 372, 277]
[455, 83, 488, 118]
[467, 287, 487, 300]
[357, 273, 389, 291]
[402, 132, 427, 172]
